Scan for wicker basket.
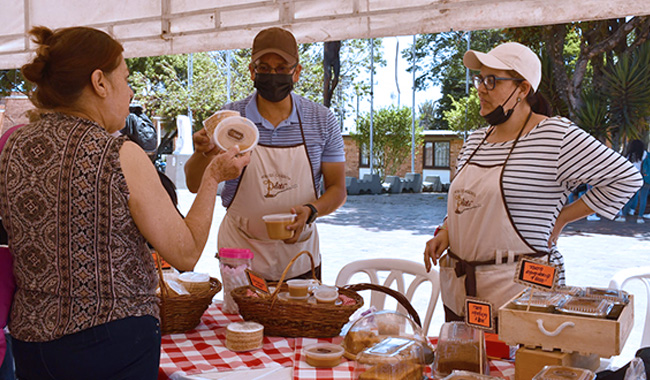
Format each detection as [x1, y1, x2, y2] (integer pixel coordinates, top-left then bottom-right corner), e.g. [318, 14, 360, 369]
[231, 251, 364, 338]
[155, 254, 222, 335]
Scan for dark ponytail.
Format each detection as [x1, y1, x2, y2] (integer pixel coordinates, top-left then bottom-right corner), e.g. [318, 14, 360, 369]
[527, 90, 552, 117]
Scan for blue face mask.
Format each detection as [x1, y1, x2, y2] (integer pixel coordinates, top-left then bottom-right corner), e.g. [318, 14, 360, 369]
[254, 73, 294, 102]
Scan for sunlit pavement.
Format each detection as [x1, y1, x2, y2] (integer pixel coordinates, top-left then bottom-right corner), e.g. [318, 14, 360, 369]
[177, 190, 650, 370]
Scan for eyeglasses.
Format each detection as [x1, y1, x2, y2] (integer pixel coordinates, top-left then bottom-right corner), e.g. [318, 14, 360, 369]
[472, 74, 523, 90]
[254, 63, 297, 75]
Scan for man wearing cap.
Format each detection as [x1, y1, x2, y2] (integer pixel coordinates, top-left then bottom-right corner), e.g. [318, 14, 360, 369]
[423, 42, 641, 323]
[185, 27, 346, 282]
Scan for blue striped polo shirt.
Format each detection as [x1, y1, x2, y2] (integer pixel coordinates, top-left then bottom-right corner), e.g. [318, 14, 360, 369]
[220, 92, 345, 208]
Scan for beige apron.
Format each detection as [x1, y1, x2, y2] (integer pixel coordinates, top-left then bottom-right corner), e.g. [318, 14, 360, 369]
[217, 114, 319, 281]
[440, 118, 547, 316]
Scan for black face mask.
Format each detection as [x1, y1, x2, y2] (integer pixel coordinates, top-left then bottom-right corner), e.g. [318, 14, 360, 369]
[254, 73, 294, 102]
[482, 86, 520, 126]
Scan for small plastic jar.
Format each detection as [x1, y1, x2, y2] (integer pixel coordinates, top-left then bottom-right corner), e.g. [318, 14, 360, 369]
[218, 248, 254, 314]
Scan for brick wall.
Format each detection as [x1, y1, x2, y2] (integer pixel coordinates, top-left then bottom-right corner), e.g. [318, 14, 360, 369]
[343, 134, 464, 178]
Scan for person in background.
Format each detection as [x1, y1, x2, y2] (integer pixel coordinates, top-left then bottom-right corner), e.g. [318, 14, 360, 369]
[615, 139, 648, 224]
[184, 27, 347, 282]
[120, 103, 157, 155]
[423, 42, 642, 323]
[0, 26, 249, 380]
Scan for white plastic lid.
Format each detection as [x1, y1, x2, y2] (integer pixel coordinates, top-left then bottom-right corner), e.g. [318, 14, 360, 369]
[178, 272, 210, 283]
[214, 116, 259, 153]
[227, 321, 264, 334]
[262, 213, 296, 222]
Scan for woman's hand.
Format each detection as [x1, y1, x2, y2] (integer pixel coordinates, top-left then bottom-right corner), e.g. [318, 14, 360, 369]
[424, 230, 449, 272]
[204, 146, 250, 185]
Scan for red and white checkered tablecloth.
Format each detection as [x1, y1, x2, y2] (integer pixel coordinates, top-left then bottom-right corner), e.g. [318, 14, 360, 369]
[159, 303, 515, 380]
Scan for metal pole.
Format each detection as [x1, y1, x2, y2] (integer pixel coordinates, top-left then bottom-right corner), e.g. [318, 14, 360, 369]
[226, 50, 232, 103]
[411, 34, 416, 173]
[370, 38, 374, 174]
[188, 53, 193, 124]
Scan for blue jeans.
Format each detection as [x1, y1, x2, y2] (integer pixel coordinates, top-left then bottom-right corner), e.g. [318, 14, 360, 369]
[623, 183, 650, 216]
[0, 332, 14, 380]
[12, 316, 160, 380]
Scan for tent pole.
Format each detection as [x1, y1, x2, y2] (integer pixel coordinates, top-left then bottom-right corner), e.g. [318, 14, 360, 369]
[370, 38, 374, 174]
[411, 34, 416, 173]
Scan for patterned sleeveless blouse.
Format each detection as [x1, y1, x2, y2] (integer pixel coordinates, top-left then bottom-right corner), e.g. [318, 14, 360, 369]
[0, 112, 158, 342]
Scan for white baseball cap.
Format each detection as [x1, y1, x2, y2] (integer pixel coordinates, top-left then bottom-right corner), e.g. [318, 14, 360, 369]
[463, 42, 541, 92]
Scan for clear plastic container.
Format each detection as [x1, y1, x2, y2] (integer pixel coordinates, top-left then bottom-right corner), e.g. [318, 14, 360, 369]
[304, 343, 344, 368]
[355, 337, 426, 380]
[556, 296, 612, 318]
[432, 322, 488, 378]
[342, 310, 428, 360]
[532, 365, 596, 380]
[217, 248, 254, 314]
[510, 289, 567, 313]
[443, 370, 504, 379]
[585, 287, 629, 305]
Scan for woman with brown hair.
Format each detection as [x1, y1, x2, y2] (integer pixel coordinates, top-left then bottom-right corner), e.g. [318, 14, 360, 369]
[0, 26, 250, 379]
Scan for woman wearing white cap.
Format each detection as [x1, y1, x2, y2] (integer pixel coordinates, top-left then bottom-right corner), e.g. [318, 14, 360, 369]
[423, 42, 642, 323]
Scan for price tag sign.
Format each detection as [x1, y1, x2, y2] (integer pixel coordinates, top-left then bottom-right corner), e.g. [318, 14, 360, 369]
[465, 298, 494, 330]
[245, 269, 269, 294]
[515, 258, 558, 291]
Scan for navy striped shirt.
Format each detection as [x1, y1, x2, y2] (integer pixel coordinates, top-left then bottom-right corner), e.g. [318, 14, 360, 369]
[220, 92, 345, 207]
[458, 116, 642, 257]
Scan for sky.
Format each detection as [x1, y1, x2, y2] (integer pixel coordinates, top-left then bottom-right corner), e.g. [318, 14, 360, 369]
[343, 35, 441, 132]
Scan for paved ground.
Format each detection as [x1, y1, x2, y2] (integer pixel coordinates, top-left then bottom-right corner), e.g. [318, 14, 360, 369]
[177, 190, 650, 369]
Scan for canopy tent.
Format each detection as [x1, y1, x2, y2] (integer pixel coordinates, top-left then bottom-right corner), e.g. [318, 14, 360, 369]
[2, 0, 650, 69]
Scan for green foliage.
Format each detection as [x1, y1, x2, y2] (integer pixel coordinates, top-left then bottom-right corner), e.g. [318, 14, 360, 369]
[573, 88, 611, 143]
[0, 70, 33, 97]
[602, 42, 650, 143]
[404, 30, 505, 130]
[442, 91, 485, 134]
[126, 39, 384, 134]
[127, 52, 254, 132]
[418, 100, 436, 130]
[351, 106, 422, 178]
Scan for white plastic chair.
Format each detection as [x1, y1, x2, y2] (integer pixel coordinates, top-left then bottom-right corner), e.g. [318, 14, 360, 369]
[609, 266, 650, 347]
[335, 258, 440, 335]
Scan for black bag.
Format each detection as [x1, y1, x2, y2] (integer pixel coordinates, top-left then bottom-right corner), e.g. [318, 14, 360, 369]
[121, 107, 157, 153]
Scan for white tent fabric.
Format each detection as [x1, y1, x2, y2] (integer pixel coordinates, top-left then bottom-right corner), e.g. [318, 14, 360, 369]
[1, 0, 650, 69]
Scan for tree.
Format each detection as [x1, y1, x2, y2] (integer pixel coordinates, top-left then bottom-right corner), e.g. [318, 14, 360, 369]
[351, 106, 422, 178]
[418, 100, 436, 130]
[442, 91, 485, 135]
[404, 30, 505, 130]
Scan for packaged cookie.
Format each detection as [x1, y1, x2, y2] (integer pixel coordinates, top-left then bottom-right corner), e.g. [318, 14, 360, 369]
[532, 365, 596, 380]
[355, 337, 425, 380]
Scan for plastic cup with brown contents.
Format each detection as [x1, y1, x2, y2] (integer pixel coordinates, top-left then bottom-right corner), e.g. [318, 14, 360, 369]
[262, 213, 295, 240]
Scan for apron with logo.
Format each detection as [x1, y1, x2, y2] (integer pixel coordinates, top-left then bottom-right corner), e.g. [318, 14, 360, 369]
[218, 112, 319, 281]
[440, 122, 548, 316]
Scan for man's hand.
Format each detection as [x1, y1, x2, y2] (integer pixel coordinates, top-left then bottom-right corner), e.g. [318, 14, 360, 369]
[283, 205, 312, 244]
[193, 128, 220, 157]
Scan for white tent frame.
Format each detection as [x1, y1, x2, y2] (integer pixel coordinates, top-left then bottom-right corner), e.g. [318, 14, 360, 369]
[2, 0, 650, 69]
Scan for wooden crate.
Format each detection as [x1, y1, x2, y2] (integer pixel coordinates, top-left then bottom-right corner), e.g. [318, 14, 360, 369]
[514, 347, 599, 380]
[498, 292, 634, 358]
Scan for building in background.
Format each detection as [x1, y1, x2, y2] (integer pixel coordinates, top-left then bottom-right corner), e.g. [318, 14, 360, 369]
[342, 130, 463, 185]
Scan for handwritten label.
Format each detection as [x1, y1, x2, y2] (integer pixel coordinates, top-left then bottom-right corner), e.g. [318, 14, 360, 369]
[515, 258, 557, 290]
[246, 269, 269, 294]
[465, 298, 494, 330]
